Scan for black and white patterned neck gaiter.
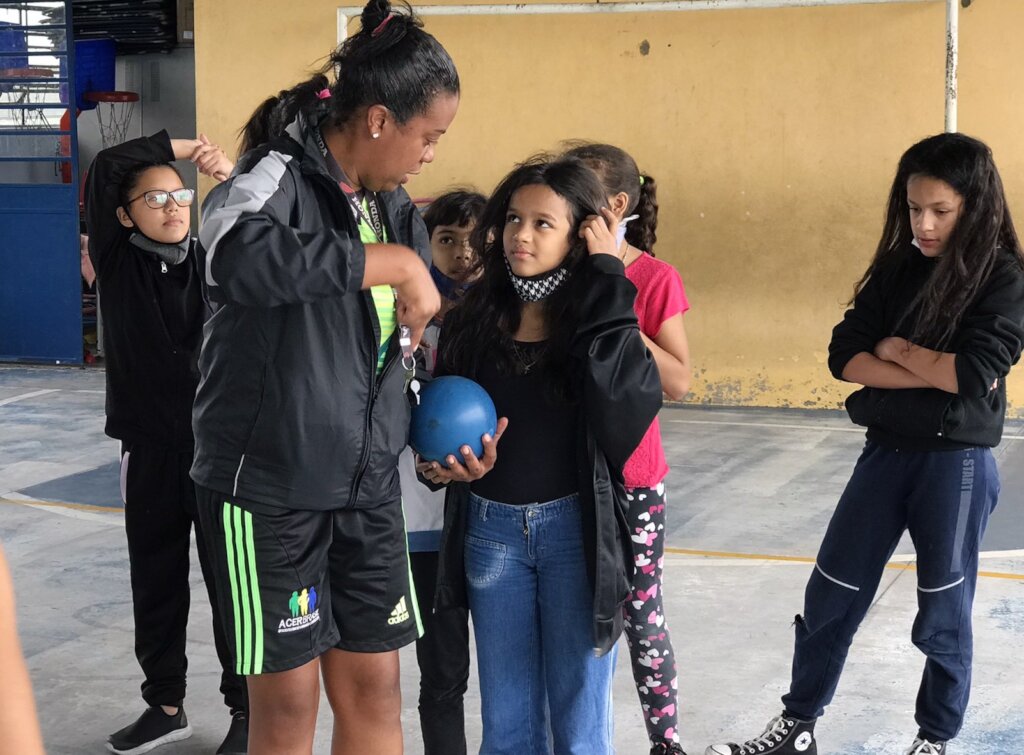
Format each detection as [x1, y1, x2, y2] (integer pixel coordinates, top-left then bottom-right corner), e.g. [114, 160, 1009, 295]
[504, 256, 571, 302]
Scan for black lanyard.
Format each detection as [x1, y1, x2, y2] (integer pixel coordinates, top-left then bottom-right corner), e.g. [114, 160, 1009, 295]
[313, 126, 386, 243]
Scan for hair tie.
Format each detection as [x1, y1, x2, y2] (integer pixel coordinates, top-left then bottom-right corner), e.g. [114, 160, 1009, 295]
[316, 88, 332, 100]
[639, 175, 646, 186]
[371, 12, 395, 37]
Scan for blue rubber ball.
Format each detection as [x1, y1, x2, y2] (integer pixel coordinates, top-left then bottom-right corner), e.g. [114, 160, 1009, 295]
[410, 376, 498, 467]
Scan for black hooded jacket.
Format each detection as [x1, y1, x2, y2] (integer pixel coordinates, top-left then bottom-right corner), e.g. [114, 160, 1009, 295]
[85, 131, 209, 449]
[829, 245, 1024, 449]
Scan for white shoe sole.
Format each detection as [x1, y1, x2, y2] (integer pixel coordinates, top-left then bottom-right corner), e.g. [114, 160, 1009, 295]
[107, 724, 193, 755]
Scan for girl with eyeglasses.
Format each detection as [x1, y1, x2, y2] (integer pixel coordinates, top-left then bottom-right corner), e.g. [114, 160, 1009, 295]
[83, 131, 247, 755]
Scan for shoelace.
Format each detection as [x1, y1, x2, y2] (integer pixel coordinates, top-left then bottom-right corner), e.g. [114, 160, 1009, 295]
[906, 739, 944, 755]
[738, 716, 792, 754]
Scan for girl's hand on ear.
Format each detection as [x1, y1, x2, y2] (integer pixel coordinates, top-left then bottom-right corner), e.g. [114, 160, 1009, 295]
[416, 418, 509, 484]
[580, 207, 620, 257]
[191, 134, 234, 182]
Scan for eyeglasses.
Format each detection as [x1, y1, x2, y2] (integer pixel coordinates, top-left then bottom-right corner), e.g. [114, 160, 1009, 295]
[128, 188, 196, 209]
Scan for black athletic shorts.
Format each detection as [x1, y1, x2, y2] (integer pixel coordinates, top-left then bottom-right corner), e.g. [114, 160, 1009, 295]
[195, 485, 422, 675]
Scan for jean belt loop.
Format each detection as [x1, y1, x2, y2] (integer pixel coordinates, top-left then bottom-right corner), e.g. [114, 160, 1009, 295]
[479, 498, 488, 521]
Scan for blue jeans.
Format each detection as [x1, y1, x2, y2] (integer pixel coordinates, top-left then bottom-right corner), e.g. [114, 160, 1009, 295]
[465, 492, 617, 755]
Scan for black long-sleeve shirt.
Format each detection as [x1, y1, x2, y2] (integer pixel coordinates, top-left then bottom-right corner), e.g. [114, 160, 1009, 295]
[85, 131, 208, 449]
[468, 340, 580, 504]
[828, 244, 1024, 449]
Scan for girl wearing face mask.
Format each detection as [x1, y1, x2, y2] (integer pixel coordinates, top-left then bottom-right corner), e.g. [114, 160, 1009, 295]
[565, 143, 691, 755]
[706, 134, 1024, 755]
[190, 1, 460, 752]
[83, 132, 243, 755]
[422, 156, 663, 755]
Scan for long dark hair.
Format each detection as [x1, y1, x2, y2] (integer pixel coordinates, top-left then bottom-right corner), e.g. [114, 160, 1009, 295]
[441, 156, 609, 399]
[855, 132, 1023, 348]
[238, 0, 459, 155]
[563, 142, 659, 255]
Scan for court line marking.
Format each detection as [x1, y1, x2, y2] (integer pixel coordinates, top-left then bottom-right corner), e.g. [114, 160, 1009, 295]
[665, 418, 1024, 440]
[0, 495, 120, 514]
[664, 547, 1024, 581]
[2, 499, 1021, 579]
[0, 389, 60, 407]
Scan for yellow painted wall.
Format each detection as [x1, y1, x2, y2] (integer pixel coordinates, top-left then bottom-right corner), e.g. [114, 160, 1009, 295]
[195, 0, 1024, 415]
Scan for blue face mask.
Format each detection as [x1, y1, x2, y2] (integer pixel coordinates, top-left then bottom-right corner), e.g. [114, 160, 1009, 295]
[616, 214, 639, 247]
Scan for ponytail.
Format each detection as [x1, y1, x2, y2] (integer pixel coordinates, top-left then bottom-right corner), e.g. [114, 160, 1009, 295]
[238, 75, 330, 155]
[625, 174, 658, 255]
[237, 0, 458, 155]
[561, 142, 659, 254]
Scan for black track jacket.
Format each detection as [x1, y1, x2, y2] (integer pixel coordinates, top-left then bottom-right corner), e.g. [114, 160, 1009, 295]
[190, 113, 430, 511]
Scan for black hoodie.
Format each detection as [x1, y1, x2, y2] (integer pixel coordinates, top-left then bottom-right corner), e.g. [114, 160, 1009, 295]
[85, 131, 210, 449]
[829, 245, 1024, 450]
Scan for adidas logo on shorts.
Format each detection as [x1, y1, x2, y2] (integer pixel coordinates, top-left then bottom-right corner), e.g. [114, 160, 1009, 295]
[388, 596, 410, 625]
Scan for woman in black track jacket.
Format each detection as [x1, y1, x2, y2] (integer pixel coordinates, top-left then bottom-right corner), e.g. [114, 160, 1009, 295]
[189, 2, 460, 752]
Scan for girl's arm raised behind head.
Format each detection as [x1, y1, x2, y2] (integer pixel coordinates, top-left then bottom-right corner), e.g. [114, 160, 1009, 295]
[84, 130, 176, 272]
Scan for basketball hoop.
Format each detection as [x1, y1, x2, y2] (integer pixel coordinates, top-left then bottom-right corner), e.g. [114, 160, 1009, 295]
[84, 90, 139, 148]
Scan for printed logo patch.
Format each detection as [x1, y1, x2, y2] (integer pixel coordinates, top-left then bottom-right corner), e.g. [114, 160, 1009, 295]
[795, 732, 813, 752]
[278, 586, 320, 634]
[387, 596, 410, 626]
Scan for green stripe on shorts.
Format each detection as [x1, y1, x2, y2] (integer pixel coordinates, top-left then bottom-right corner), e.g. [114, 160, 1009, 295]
[400, 500, 425, 638]
[223, 502, 263, 675]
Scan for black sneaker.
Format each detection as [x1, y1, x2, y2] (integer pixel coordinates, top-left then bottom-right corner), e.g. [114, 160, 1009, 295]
[705, 714, 816, 755]
[904, 737, 947, 754]
[651, 742, 689, 755]
[217, 710, 249, 754]
[107, 706, 192, 755]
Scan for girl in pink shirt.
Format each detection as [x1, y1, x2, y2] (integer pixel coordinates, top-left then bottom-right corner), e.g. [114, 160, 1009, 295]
[566, 143, 692, 755]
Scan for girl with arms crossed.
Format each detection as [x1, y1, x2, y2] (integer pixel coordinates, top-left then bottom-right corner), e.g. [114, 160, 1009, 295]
[707, 133, 1024, 755]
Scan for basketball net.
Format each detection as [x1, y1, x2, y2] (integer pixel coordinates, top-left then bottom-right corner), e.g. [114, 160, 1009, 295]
[86, 91, 138, 149]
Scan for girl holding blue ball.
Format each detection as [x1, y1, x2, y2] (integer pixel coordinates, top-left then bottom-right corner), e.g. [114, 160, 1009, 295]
[420, 155, 663, 754]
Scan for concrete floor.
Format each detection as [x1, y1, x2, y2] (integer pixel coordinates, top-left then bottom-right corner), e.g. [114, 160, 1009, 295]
[1, 366, 1022, 755]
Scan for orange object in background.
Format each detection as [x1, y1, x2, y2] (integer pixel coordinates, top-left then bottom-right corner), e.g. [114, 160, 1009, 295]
[59, 108, 75, 184]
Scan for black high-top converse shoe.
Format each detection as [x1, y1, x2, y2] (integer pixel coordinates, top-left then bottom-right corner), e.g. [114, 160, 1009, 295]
[904, 736, 947, 754]
[705, 713, 816, 755]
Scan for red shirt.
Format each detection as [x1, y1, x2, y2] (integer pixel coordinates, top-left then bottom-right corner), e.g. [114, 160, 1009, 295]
[623, 252, 689, 489]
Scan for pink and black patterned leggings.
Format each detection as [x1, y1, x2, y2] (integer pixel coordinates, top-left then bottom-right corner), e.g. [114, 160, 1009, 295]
[623, 483, 680, 746]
